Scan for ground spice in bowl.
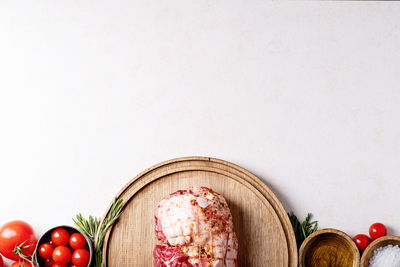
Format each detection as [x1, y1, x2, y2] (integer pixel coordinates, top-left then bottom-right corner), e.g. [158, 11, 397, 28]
[299, 229, 360, 267]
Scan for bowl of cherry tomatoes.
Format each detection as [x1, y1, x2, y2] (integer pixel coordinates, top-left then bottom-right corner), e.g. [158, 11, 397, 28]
[35, 226, 93, 267]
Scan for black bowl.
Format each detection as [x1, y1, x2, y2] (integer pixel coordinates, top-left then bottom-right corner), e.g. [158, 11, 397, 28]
[34, 225, 94, 267]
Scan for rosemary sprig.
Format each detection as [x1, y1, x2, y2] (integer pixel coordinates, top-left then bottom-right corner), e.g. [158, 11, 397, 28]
[73, 198, 123, 267]
[73, 214, 100, 242]
[288, 212, 318, 250]
[95, 198, 123, 267]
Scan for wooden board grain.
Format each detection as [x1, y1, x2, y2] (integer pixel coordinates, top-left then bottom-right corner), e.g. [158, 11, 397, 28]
[100, 157, 297, 267]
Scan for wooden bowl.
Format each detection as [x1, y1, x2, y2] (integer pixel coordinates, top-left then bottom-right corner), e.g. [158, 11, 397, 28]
[299, 228, 360, 267]
[360, 235, 400, 267]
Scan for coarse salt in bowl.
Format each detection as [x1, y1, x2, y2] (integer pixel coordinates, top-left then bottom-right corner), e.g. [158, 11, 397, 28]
[369, 244, 400, 267]
[361, 236, 400, 267]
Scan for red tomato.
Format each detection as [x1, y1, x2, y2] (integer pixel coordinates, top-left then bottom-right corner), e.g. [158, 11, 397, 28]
[52, 246, 71, 264]
[52, 264, 67, 267]
[369, 223, 387, 240]
[353, 234, 371, 251]
[39, 243, 54, 259]
[0, 221, 37, 260]
[43, 258, 55, 267]
[71, 249, 90, 267]
[69, 233, 86, 250]
[0, 255, 3, 267]
[10, 261, 33, 267]
[51, 228, 70, 247]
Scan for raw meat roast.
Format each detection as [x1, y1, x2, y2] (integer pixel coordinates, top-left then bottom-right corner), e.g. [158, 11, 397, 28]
[153, 186, 238, 267]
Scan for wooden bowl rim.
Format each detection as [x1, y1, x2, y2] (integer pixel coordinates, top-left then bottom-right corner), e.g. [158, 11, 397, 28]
[360, 235, 400, 266]
[299, 228, 360, 267]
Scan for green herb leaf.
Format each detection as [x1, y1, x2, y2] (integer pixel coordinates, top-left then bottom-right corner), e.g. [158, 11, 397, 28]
[288, 212, 318, 250]
[73, 198, 123, 267]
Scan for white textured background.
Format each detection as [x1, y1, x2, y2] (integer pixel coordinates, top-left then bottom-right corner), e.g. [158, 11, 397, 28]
[1, 0, 400, 262]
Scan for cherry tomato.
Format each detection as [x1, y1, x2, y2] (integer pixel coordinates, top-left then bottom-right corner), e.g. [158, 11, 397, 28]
[71, 249, 90, 267]
[43, 258, 55, 267]
[69, 233, 86, 250]
[10, 261, 33, 267]
[52, 246, 71, 264]
[353, 234, 371, 251]
[0, 221, 37, 261]
[369, 222, 387, 240]
[39, 243, 54, 259]
[0, 255, 3, 267]
[52, 264, 67, 267]
[51, 228, 70, 246]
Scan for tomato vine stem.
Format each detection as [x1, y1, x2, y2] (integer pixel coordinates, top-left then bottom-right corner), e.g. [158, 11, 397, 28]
[12, 240, 37, 267]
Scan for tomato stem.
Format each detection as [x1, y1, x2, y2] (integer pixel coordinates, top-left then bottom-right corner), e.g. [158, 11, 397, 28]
[12, 240, 38, 267]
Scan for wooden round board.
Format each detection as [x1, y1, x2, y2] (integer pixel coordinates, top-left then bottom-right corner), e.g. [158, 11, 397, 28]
[100, 157, 297, 266]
